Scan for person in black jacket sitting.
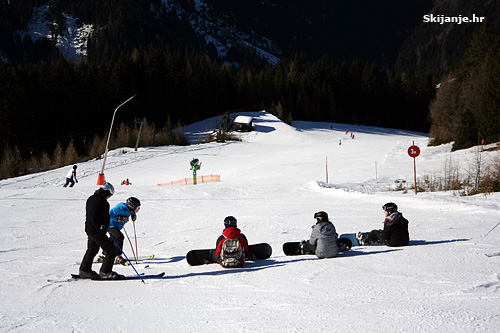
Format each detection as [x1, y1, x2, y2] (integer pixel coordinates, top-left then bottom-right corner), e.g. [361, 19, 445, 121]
[357, 202, 409, 247]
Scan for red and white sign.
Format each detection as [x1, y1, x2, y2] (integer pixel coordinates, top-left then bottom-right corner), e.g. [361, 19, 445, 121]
[408, 145, 420, 158]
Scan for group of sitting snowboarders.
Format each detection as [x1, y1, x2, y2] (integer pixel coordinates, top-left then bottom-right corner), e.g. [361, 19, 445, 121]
[304, 202, 409, 257]
[79, 182, 410, 279]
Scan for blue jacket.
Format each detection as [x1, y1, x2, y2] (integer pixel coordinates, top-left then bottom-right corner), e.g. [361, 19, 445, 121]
[109, 202, 132, 230]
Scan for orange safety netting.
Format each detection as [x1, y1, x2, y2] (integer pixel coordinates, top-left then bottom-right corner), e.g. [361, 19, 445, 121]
[157, 174, 221, 186]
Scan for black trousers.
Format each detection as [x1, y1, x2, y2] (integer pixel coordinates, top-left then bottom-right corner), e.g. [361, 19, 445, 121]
[80, 230, 120, 273]
[108, 227, 125, 253]
[364, 230, 384, 244]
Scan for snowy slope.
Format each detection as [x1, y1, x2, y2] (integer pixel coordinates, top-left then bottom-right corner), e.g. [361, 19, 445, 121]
[1, 111, 500, 332]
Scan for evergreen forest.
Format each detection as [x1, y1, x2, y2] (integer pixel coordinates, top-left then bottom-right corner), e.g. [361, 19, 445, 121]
[0, 0, 499, 181]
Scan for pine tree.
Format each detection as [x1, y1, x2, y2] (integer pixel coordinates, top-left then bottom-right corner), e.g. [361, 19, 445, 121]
[64, 141, 79, 166]
[479, 37, 500, 144]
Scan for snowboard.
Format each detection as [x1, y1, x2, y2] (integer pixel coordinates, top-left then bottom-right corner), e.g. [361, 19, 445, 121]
[186, 243, 272, 266]
[283, 238, 352, 256]
[338, 233, 361, 247]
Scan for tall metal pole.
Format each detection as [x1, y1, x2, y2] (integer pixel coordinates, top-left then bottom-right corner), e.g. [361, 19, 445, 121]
[97, 94, 137, 185]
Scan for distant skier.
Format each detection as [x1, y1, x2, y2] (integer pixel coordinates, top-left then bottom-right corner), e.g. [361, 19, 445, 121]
[300, 211, 339, 258]
[121, 178, 131, 185]
[79, 182, 124, 279]
[212, 216, 249, 268]
[104, 197, 141, 264]
[356, 202, 409, 247]
[63, 165, 78, 187]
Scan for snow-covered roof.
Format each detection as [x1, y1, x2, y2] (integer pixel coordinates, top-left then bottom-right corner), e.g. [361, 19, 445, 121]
[234, 115, 252, 125]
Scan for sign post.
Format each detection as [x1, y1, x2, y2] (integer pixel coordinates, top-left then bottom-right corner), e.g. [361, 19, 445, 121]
[407, 142, 420, 195]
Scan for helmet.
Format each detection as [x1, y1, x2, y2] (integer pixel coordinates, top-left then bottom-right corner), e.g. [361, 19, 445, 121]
[73, 165, 77, 169]
[314, 211, 328, 220]
[100, 182, 115, 196]
[224, 216, 237, 228]
[127, 197, 141, 210]
[382, 202, 398, 213]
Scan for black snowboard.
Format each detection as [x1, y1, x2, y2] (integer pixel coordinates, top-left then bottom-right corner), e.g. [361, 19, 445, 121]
[186, 243, 272, 266]
[283, 238, 352, 256]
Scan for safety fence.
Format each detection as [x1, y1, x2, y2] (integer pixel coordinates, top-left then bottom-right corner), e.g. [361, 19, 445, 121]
[157, 174, 220, 186]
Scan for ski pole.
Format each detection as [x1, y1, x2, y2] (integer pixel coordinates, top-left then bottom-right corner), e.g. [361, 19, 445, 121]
[110, 234, 144, 283]
[123, 226, 138, 263]
[133, 220, 138, 260]
[484, 221, 500, 238]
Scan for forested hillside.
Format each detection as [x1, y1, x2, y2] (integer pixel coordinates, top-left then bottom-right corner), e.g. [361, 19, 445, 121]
[429, 24, 500, 150]
[1, 0, 500, 179]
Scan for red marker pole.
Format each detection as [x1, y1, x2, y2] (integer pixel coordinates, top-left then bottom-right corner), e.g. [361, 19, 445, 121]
[408, 141, 420, 195]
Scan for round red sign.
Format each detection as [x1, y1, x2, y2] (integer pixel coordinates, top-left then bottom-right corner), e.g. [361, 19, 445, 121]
[408, 145, 420, 158]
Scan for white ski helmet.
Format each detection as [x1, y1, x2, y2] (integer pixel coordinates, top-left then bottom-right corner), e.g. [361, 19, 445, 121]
[100, 182, 115, 196]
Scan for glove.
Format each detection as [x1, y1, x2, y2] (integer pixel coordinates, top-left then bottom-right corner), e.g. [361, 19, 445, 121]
[131, 212, 137, 222]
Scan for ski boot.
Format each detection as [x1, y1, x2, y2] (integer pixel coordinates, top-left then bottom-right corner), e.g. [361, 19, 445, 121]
[79, 269, 100, 279]
[115, 255, 126, 265]
[99, 271, 125, 280]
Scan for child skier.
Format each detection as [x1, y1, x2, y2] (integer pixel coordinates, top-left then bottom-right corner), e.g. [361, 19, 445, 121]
[357, 202, 409, 247]
[300, 211, 339, 258]
[105, 197, 141, 264]
[79, 182, 124, 279]
[63, 165, 78, 187]
[213, 216, 249, 268]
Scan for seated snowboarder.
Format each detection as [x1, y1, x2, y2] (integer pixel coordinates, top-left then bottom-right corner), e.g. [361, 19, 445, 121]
[212, 216, 249, 268]
[101, 197, 141, 264]
[356, 202, 409, 247]
[300, 211, 339, 258]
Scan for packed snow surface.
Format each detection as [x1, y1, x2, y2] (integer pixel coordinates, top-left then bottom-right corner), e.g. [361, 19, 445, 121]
[1, 111, 499, 332]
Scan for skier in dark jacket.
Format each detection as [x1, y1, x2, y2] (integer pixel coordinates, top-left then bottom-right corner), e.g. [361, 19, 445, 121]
[301, 211, 339, 258]
[211, 216, 249, 267]
[79, 182, 124, 279]
[357, 202, 409, 247]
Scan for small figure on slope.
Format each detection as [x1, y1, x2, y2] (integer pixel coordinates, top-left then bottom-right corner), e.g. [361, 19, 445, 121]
[79, 182, 124, 279]
[300, 211, 339, 258]
[63, 165, 78, 187]
[121, 178, 132, 185]
[104, 197, 141, 264]
[212, 216, 249, 268]
[356, 202, 409, 247]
